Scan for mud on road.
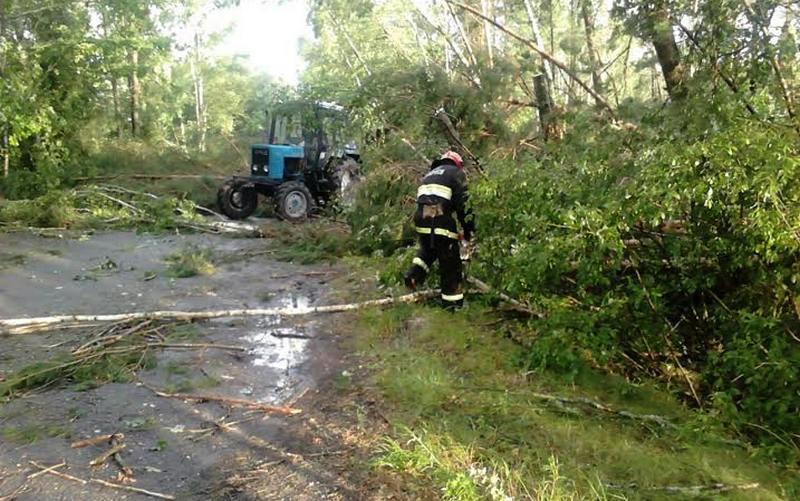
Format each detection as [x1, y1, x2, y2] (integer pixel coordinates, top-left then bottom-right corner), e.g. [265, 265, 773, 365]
[0, 227, 387, 500]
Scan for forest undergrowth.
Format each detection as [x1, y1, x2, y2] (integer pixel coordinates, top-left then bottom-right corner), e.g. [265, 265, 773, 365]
[350, 303, 798, 500]
[347, 106, 800, 472]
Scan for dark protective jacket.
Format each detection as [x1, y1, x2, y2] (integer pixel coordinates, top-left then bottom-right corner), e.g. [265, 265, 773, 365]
[414, 158, 475, 240]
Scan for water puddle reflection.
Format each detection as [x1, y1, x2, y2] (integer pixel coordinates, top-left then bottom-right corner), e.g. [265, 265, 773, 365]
[239, 294, 316, 402]
[275, 293, 311, 312]
[246, 326, 310, 370]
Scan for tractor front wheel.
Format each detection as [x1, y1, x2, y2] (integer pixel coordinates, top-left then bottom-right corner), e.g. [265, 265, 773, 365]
[217, 180, 257, 220]
[275, 181, 314, 222]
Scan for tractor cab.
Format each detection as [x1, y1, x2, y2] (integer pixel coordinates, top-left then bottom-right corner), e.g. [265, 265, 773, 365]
[218, 101, 360, 222]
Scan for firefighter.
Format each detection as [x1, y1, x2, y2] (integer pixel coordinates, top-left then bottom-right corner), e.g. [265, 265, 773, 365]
[404, 150, 475, 309]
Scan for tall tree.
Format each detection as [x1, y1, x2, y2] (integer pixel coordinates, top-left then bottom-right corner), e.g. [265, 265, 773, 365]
[128, 48, 141, 136]
[580, 0, 604, 105]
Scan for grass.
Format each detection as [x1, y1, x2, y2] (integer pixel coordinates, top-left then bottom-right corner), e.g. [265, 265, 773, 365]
[163, 323, 202, 342]
[1, 424, 72, 444]
[0, 252, 27, 270]
[264, 221, 351, 264]
[163, 359, 221, 393]
[354, 304, 799, 500]
[165, 248, 216, 278]
[163, 375, 221, 394]
[0, 350, 156, 398]
[80, 137, 249, 208]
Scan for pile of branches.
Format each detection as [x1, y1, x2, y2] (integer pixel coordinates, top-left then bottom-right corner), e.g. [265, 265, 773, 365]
[0, 319, 243, 398]
[0, 185, 261, 236]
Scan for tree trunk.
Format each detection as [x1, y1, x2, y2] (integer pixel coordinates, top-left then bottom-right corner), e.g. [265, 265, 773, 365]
[444, 0, 478, 68]
[406, 13, 431, 69]
[2, 128, 8, 178]
[127, 49, 140, 136]
[742, 0, 798, 132]
[649, 2, 685, 99]
[111, 78, 122, 138]
[480, 0, 493, 67]
[414, 3, 481, 88]
[580, 0, 604, 106]
[0, 0, 8, 178]
[448, 1, 616, 116]
[523, 0, 554, 108]
[535, 74, 563, 141]
[190, 32, 206, 152]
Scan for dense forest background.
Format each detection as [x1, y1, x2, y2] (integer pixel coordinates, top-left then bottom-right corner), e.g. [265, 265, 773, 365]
[1, 0, 798, 467]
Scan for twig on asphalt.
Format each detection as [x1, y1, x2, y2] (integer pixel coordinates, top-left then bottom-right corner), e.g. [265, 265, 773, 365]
[28, 461, 174, 500]
[71, 433, 124, 449]
[26, 462, 66, 480]
[89, 444, 126, 467]
[143, 383, 302, 415]
[28, 461, 87, 485]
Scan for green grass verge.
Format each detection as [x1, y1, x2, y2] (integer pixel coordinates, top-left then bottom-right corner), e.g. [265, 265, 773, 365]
[1, 424, 72, 445]
[165, 248, 216, 278]
[355, 304, 798, 500]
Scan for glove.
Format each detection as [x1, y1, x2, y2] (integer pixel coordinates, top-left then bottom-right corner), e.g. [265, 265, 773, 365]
[462, 218, 475, 242]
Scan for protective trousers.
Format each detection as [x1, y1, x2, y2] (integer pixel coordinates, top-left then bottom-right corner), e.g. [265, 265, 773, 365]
[405, 234, 464, 309]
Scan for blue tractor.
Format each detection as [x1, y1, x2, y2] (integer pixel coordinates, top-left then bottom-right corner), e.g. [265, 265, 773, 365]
[217, 102, 360, 222]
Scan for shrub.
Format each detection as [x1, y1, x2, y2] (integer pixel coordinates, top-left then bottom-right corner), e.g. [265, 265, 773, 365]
[346, 165, 418, 256]
[471, 117, 800, 462]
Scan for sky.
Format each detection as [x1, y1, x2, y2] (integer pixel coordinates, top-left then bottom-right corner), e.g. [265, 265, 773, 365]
[204, 0, 314, 84]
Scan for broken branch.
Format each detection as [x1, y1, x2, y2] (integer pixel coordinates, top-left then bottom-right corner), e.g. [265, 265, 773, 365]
[26, 461, 66, 480]
[150, 342, 247, 352]
[71, 433, 123, 449]
[28, 461, 87, 485]
[147, 386, 302, 415]
[446, 0, 616, 117]
[433, 108, 486, 177]
[89, 479, 174, 500]
[467, 277, 540, 316]
[89, 444, 126, 468]
[28, 461, 172, 499]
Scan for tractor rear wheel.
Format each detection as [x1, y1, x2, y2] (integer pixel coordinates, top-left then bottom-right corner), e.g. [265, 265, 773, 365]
[217, 179, 257, 220]
[275, 181, 314, 222]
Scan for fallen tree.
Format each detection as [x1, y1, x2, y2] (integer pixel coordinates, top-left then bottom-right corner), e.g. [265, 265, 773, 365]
[0, 280, 532, 334]
[0, 290, 441, 334]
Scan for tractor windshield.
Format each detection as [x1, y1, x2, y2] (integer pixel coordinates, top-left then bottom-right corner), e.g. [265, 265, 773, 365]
[268, 101, 358, 157]
[272, 112, 304, 146]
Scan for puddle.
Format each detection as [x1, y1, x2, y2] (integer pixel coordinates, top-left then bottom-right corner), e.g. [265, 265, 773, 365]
[246, 326, 310, 370]
[276, 293, 311, 312]
[240, 294, 316, 402]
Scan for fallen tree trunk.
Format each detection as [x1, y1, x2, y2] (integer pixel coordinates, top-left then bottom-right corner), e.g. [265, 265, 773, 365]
[0, 290, 440, 334]
[433, 107, 486, 177]
[467, 277, 540, 317]
[73, 174, 227, 183]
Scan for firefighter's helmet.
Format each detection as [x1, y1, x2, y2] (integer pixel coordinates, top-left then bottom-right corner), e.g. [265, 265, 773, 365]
[440, 150, 463, 169]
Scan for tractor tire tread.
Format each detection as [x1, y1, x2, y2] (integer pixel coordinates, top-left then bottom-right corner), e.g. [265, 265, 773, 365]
[275, 181, 314, 222]
[217, 179, 258, 220]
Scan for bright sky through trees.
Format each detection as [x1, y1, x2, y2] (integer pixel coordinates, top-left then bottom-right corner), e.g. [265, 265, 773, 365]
[204, 0, 313, 83]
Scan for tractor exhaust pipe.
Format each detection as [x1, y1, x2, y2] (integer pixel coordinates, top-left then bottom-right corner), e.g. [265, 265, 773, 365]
[267, 110, 276, 145]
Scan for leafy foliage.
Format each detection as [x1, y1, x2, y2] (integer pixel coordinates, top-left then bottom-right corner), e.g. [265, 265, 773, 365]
[303, 0, 800, 464]
[347, 165, 417, 256]
[471, 112, 800, 462]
